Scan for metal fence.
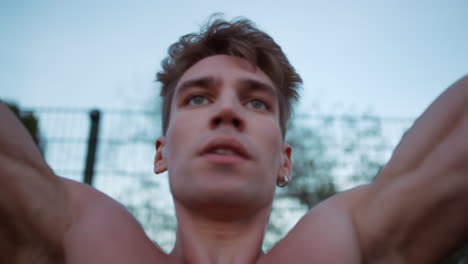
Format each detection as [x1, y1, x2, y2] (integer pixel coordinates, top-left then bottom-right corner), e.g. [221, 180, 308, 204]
[24, 108, 159, 200]
[18, 107, 415, 250]
[23, 107, 414, 199]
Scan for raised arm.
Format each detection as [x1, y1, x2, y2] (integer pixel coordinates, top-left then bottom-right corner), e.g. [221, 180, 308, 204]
[0, 101, 73, 263]
[353, 75, 468, 263]
[0, 102, 173, 263]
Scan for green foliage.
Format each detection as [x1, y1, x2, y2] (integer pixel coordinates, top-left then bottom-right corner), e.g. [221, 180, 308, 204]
[339, 113, 387, 185]
[276, 112, 386, 209]
[264, 112, 387, 249]
[278, 114, 338, 209]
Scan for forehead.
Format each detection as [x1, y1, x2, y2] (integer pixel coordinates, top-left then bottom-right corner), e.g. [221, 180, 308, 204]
[174, 55, 275, 93]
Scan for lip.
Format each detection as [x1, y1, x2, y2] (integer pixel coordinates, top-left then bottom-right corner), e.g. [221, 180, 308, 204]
[199, 135, 251, 160]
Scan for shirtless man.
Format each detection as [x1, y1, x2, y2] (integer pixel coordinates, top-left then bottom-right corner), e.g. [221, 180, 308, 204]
[1, 17, 467, 264]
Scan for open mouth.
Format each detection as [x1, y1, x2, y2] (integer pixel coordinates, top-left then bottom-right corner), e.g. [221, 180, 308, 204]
[210, 148, 237, 155]
[200, 136, 251, 163]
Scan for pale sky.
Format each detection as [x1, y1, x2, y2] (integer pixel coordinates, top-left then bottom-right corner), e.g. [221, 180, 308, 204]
[1, 0, 468, 117]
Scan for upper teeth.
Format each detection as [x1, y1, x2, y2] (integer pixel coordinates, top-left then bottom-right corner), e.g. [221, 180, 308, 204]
[213, 148, 236, 155]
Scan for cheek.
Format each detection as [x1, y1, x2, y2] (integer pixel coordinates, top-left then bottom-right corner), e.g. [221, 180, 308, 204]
[254, 119, 284, 170]
[165, 113, 197, 165]
[165, 117, 194, 192]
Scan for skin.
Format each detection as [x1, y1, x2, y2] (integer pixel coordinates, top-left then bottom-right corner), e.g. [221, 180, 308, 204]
[0, 55, 467, 264]
[155, 55, 292, 263]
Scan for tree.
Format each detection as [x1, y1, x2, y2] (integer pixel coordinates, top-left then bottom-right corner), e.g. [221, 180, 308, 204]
[274, 111, 387, 207]
[264, 111, 387, 249]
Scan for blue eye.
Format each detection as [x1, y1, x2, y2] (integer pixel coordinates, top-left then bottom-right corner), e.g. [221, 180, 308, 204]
[246, 99, 267, 110]
[188, 95, 209, 105]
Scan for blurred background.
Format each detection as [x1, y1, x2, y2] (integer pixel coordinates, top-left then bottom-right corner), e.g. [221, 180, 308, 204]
[1, 0, 467, 262]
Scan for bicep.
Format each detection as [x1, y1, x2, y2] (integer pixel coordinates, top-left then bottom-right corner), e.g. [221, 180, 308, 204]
[379, 75, 468, 181]
[0, 103, 74, 262]
[353, 75, 468, 263]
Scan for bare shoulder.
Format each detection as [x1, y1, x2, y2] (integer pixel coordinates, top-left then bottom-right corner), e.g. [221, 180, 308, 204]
[259, 185, 370, 264]
[60, 178, 173, 264]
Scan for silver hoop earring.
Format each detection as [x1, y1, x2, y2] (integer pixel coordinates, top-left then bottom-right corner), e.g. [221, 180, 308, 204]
[277, 175, 289, 187]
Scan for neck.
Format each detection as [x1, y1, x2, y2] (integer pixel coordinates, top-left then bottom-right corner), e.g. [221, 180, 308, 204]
[170, 203, 271, 264]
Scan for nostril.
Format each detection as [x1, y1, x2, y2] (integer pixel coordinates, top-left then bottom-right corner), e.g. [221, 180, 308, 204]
[211, 114, 243, 130]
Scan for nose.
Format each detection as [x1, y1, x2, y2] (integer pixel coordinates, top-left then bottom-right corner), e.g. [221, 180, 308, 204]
[210, 98, 245, 132]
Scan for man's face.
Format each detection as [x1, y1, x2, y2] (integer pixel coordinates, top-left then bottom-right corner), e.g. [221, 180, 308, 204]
[155, 55, 292, 217]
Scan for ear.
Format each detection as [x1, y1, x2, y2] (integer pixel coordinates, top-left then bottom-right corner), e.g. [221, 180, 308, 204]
[278, 142, 293, 182]
[154, 136, 168, 174]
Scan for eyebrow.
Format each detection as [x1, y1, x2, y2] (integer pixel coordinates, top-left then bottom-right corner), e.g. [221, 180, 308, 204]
[175, 76, 277, 98]
[237, 79, 277, 98]
[176, 77, 218, 96]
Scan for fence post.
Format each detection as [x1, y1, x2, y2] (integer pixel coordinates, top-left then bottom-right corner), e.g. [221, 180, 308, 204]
[83, 109, 101, 186]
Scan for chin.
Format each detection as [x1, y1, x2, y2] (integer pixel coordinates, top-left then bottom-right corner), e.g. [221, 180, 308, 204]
[172, 180, 273, 219]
